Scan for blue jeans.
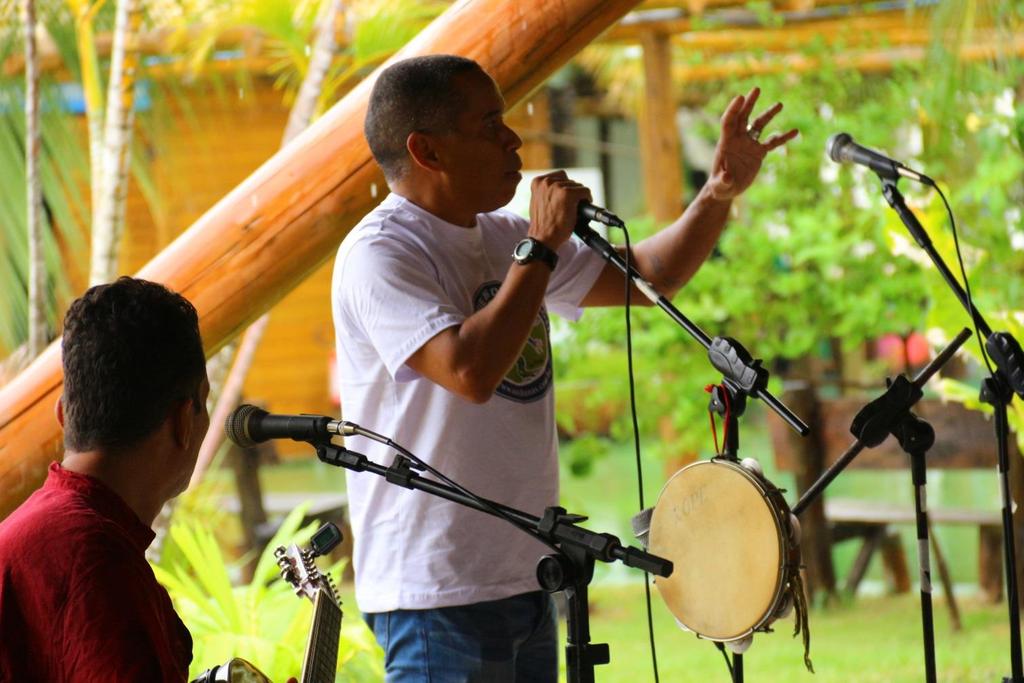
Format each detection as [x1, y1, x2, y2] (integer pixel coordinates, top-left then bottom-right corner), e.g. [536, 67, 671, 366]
[364, 591, 558, 682]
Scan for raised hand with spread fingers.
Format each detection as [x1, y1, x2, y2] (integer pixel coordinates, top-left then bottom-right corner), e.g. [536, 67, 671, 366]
[705, 87, 799, 202]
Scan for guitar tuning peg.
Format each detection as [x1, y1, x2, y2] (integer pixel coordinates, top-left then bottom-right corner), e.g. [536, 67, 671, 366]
[310, 523, 343, 557]
[273, 546, 286, 558]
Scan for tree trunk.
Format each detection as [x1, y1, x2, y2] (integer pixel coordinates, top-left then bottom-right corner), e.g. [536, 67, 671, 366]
[88, 0, 142, 286]
[783, 379, 837, 601]
[24, 0, 46, 359]
[68, 0, 107, 225]
[0, 0, 646, 520]
[282, 0, 344, 146]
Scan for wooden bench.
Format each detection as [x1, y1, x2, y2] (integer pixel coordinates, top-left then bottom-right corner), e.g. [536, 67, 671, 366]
[825, 498, 1002, 626]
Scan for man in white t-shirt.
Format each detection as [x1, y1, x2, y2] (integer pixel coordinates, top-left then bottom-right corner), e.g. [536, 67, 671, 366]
[332, 54, 796, 682]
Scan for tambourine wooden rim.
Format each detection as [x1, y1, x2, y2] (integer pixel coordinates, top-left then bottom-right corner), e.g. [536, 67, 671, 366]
[648, 458, 791, 642]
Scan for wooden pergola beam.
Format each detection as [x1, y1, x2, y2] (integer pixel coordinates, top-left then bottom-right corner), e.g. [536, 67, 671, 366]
[48, 24, 1008, 85]
[605, 5, 933, 43]
[2, 26, 264, 78]
[0, 0, 644, 519]
[670, 35, 1024, 82]
[671, 19, 946, 54]
[632, 0, 906, 15]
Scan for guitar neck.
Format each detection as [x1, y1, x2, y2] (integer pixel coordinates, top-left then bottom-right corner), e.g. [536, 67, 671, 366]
[301, 590, 343, 683]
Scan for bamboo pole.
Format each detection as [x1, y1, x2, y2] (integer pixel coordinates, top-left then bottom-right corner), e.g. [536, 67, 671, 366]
[0, 0, 644, 520]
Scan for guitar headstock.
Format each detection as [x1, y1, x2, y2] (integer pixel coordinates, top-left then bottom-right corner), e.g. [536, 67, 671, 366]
[274, 522, 343, 605]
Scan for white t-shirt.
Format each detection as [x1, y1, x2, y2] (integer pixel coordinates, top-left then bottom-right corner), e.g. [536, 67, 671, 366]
[331, 192, 606, 612]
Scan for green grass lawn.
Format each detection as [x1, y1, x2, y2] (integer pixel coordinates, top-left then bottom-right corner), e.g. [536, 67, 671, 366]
[575, 583, 1011, 682]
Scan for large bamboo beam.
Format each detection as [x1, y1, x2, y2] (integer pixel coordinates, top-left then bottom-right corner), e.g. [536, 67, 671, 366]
[0, 0, 644, 520]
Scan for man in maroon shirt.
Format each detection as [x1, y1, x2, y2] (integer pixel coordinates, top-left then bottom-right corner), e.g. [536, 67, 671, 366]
[0, 277, 209, 682]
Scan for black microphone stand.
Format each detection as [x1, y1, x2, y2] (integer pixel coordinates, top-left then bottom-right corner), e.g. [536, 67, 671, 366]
[793, 328, 970, 683]
[312, 441, 673, 683]
[879, 178, 1024, 683]
[574, 217, 810, 683]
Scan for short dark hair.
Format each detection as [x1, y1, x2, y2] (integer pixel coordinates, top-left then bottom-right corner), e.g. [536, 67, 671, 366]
[365, 54, 484, 181]
[61, 277, 206, 452]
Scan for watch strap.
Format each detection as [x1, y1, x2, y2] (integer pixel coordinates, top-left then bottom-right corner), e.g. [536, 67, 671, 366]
[514, 237, 559, 271]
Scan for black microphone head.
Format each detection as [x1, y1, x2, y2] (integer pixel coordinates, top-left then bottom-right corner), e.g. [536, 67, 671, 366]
[826, 132, 853, 163]
[225, 403, 266, 448]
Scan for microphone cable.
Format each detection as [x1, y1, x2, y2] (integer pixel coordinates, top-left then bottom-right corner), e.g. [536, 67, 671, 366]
[932, 182, 994, 375]
[619, 223, 661, 683]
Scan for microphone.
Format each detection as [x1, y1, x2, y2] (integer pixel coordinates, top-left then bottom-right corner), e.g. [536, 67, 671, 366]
[579, 202, 625, 227]
[826, 132, 933, 186]
[225, 404, 350, 447]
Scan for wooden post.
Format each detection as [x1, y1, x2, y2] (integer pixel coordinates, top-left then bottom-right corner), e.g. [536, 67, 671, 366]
[980, 525, 1005, 603]
[638, 30, 684, 223]
[228, 441, 270, 582]
[0, 0, 645, 520]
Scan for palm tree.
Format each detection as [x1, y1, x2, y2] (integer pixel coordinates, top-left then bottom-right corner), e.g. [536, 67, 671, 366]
[24, 0, 46, 359]
[88, 0, 142, 285]
[64, 0, 106, 227]
[0, 4, 90, 374]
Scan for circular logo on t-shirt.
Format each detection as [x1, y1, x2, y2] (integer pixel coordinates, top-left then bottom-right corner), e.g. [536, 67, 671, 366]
[474, 281, 552, 403]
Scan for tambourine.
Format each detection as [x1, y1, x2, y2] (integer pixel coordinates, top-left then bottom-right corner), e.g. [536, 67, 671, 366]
[637, 457, 812, 670]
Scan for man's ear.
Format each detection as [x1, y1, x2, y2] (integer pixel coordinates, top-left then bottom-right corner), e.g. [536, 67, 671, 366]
[55, 395, 64, 428]
[406, 131, 444, 172]
[171, 398, 195, 450]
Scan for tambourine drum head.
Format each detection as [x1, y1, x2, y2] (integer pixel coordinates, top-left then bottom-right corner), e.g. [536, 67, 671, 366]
[649, 460, 783, 641]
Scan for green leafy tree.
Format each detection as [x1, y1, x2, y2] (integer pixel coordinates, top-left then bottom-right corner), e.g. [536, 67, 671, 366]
[557, 22, 1024, 471]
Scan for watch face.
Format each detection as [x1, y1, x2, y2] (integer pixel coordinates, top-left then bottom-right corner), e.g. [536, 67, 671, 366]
[513, 239, 534, 261]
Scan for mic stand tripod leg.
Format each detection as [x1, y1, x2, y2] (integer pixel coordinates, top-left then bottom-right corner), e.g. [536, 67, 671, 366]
[909, 449, 937, 683]
[901, 435, 937, 683]
[888, 409, 939, 683]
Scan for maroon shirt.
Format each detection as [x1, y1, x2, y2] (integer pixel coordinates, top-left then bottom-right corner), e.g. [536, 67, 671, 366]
[0, 463, 192, 682]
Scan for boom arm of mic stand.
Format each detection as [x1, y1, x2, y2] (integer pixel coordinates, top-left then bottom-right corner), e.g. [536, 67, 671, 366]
[314, 441, 673, 578]
[793, 327, 972, 516]
[880, 180, 993, 338]
[573, 221, 809, 436]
